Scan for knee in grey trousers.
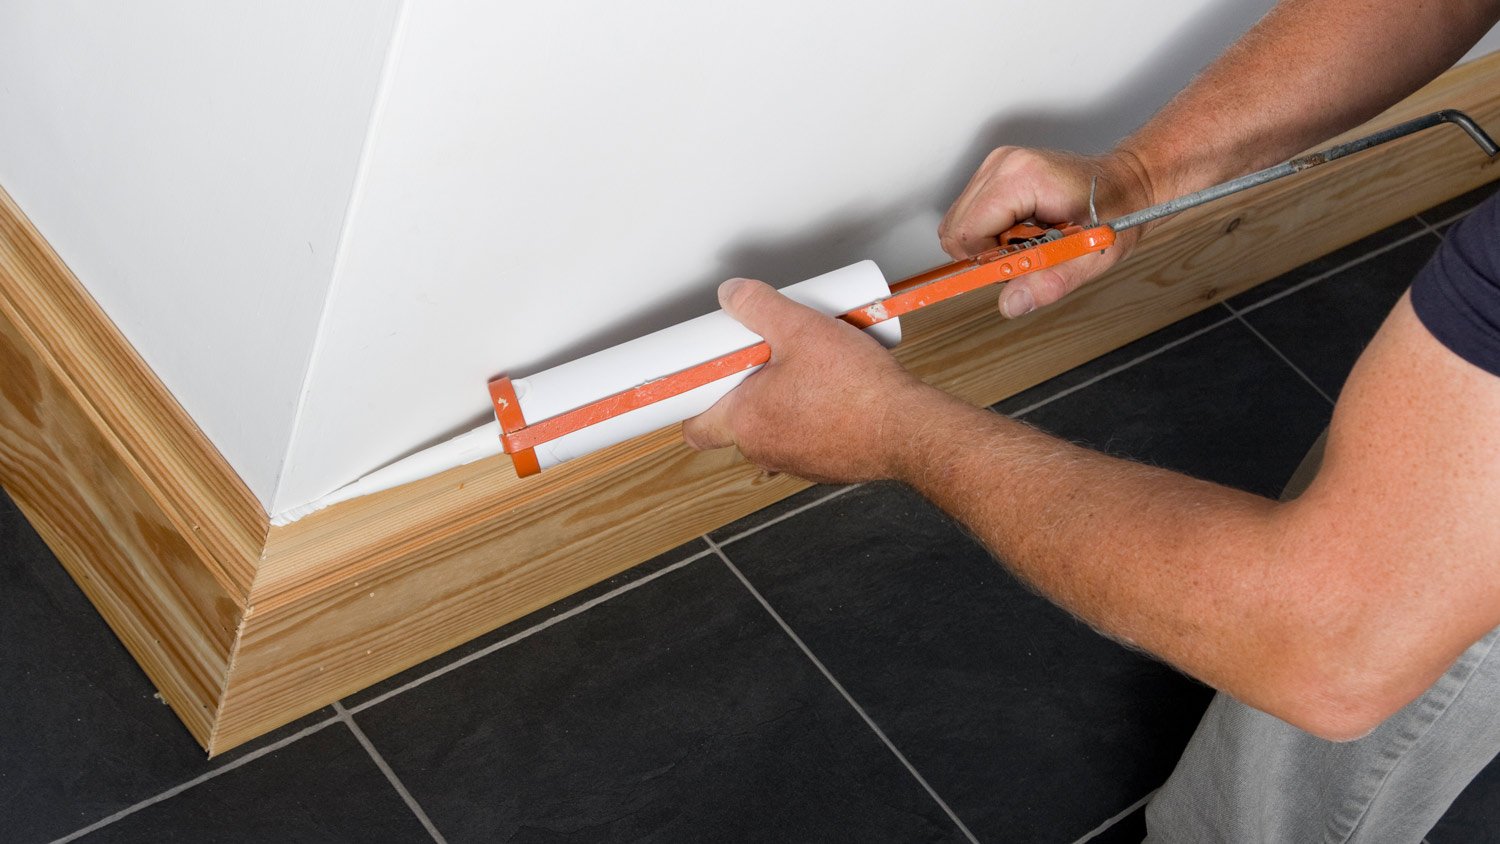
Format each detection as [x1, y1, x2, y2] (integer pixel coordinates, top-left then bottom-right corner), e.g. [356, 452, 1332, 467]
[1145, 627, 1500, 843]
[1146, 431, 1500, 842]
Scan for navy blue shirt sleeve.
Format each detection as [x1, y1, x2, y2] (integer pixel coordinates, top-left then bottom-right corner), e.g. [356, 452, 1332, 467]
[1410, 189, 1500, 377]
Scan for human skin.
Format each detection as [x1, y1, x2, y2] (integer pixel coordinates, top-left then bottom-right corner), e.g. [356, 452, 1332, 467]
[684, 0, 1500, 740]
[938, 0, 1500, 319]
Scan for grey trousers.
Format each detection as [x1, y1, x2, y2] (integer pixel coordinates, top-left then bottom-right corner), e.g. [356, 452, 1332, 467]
[1145, 432, 1500, 843]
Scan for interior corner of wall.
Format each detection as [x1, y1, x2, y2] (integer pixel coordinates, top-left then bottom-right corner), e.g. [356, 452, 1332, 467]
[269, 0, 412, 516]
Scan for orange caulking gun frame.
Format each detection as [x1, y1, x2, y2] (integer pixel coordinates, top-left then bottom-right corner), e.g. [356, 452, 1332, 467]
[487, 220, 1112, 477]
[489, 110, 1498, 478]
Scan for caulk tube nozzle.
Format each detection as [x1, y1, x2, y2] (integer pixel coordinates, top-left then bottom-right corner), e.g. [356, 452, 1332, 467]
[337, 419, 503, 500]
[270, 420, 502, 525]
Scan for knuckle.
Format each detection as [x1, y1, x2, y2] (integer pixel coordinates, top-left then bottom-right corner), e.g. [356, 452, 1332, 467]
[1035, 269, 1080, 303]
[985, 144, 1019, 163]
[997, 147, 1037, 173]
[1032, 272, 1068, 305]
[981, 145, 1024, 174]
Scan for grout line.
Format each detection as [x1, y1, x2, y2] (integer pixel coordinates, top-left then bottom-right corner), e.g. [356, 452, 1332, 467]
[1008, 214, 1462, 423]
[48, 716, 342, 844]
[1230, 224, 1437, 319]
[1069, 789, 1158, 844]
[335, 701, 448, 844]
[716, 484, 862, 547]
[1414, 214, 1446, 240]
[1007, 309, 1239, 419]
[1422, 205, 1477, 234]
[1222, 214, 1458, 411]
[706, 536, 982, 844]
[350, 547, 713, 715]
[1224, 307, 1337, 406]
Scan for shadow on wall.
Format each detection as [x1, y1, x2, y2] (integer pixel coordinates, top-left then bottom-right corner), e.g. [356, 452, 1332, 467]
[932, 0, 1271, 201]
[474, 0, 1269, 430]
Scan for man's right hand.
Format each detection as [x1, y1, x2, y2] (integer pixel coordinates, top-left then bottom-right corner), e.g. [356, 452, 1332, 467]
[938, 148, 1155, 318]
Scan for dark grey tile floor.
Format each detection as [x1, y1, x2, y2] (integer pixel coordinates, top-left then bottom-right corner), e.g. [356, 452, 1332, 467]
[3, 182, 1497, 843]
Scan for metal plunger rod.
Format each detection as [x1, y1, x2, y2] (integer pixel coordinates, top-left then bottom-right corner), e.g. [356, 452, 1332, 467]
[1107, 110, 1499, 233]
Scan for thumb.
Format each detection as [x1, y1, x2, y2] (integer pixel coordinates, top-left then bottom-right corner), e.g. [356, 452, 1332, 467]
[681, 386, 739, 452]
[996, 248, 1114, 318]
[718, 277, 824, 341]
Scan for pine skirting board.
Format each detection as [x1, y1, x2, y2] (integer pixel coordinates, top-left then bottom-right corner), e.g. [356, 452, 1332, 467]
[2, 55, 1498, 755]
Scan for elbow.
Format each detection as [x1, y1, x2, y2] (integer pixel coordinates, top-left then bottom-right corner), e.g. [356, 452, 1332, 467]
[1250, 588, 1438, 742]
[1238, 523, 1447, 742]
[1274, 690, 1395, 743]
[1258, 623, 1446, 743]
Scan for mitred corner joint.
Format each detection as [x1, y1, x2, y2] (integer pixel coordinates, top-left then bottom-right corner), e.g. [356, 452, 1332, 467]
[487, 376, 540, 477]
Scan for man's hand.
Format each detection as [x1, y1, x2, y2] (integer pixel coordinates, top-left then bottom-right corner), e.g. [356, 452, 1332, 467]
[682, 277, 948, 483]
[938, 149, 1154, 318]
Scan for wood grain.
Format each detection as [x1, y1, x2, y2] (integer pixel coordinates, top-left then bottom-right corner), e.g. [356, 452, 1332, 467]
[0, 188, 260, 744]
[208, 56, 1499, 753]
[0, 188, 266, 596]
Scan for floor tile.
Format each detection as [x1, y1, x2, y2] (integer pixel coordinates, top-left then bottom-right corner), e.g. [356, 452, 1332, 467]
[1238, 233, 1440, 400]
[73, 723, 431, 843]
[1418, 179, 1500, 227]
[724, 482, 1210, 843]
[708, 482, 848, 543]
[725, 316, 1331, 841]
[343, 537, 708, 708]
[1086, 805, 1146, 844]
[0, 490, 332, 844]
[992, 304, 1233, 418]
[353, 556, 964, 843]
[1020, 319, 1331, 498]
[1226, 218, 1427, 310]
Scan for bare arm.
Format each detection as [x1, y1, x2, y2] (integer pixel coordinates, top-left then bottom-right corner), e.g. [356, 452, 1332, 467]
[938, 0, 1500, 318]
[895, 296, 1500, 740]
[1125, 0, 1500, 201]
[684, 2, 1500, 739]
[685, 281, 1500, 741]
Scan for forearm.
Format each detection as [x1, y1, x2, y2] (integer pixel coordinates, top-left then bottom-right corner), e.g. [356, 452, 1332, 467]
[892, 393, 1320, 719]
[690, 277, 1500, 740]
[1120, 0, 1500, 204]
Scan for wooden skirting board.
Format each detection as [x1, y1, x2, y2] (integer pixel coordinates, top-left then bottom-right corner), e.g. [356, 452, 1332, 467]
[2, 54, 1497, 755]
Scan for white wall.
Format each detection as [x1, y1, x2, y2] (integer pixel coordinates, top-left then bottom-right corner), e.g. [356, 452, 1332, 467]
[0, 0, 401, 507]
[274, 0, 1288, 512]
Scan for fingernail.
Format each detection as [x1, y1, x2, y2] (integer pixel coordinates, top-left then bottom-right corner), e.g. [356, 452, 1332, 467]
[1002, 287, 1034, 318]
[719, 277, 750, 307]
